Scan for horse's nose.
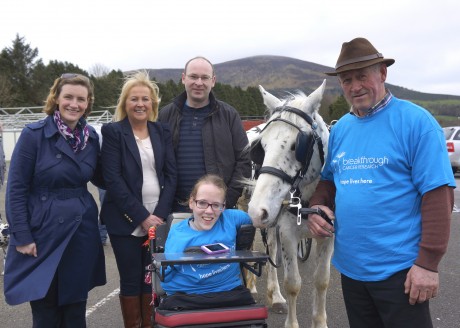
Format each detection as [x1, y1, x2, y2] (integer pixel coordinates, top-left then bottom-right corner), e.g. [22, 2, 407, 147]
[260, 209, 268, 224]
[248, 206, 268, 229]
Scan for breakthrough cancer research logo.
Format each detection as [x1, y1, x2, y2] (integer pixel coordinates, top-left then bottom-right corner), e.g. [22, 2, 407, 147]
[331, 151, 389, 173]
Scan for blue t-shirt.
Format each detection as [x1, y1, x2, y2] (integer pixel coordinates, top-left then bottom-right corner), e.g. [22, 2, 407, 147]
[160, 209, 252, 294]
[322, 96, 456, 281]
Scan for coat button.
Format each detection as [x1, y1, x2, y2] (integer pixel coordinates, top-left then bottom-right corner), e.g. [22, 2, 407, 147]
[41, 195, 47, 201]
[75, 216, 82, 221]
[56, 154, 62, 159]
[58, 217, 64, 223]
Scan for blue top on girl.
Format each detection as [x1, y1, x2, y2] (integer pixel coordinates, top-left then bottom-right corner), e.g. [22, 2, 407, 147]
[161, 174, 252, 295]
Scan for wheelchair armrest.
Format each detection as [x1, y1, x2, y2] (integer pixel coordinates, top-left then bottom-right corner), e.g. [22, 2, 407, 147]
[151, 261, 166, 297]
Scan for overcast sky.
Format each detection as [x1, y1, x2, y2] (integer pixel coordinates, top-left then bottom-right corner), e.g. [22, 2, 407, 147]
[2, 0, 459, 96]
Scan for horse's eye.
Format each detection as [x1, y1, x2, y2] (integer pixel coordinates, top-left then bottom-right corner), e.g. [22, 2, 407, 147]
[290, 143, 296, 151]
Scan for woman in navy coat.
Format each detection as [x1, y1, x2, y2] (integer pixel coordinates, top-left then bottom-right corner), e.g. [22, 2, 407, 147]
[100, 71, 176, 327]
[4, 74, 106, 327]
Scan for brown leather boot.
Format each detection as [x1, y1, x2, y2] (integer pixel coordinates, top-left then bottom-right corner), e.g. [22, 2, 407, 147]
[119, 295, 142, 328]
[141, 293, 153, 328]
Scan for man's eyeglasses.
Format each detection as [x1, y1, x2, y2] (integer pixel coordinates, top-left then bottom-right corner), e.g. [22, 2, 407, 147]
[194, 199, 225, 211]
[186, 74, 213, 82]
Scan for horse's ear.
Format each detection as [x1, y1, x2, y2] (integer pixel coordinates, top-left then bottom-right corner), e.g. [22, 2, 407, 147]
[259, 85, 282, 114]
[308, 80, 326, 102]
[306, 79, 327, 113]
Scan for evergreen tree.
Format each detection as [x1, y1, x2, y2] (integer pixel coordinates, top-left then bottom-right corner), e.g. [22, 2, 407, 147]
[0, 74, 14, 107]
[34, 61, 89, 108]
[158, 79, 184, 107]
[246, 86, 265, 117]
[92, 69, 124, 110]
[328, 94, 350, 121]
[0, 35, 293, 123]
[0, 34, 42, 106]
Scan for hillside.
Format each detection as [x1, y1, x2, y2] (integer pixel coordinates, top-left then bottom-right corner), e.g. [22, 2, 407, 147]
[145, 55, 460, 102]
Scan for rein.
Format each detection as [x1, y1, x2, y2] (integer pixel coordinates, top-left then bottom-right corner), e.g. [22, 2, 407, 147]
[260, 226, 283, 268]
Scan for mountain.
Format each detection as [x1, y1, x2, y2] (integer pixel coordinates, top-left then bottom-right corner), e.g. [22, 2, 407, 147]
[145, 55, 460, 102]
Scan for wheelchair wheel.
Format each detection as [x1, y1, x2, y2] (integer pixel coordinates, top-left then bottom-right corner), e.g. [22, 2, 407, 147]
[297, 237, 312, 262]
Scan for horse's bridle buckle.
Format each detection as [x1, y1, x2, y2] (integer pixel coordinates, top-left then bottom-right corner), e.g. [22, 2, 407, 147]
[288, 191, 302, 225]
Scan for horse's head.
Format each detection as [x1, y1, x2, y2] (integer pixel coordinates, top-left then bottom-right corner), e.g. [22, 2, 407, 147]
[247, 80, 329, 228]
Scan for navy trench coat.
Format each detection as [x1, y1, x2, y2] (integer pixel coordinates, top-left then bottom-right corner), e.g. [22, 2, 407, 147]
[4, 115, 106, 306]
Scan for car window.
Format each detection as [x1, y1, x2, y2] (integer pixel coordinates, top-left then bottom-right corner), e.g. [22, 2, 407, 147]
[453, 129, 460, 140]
[444, 128, 454, 139]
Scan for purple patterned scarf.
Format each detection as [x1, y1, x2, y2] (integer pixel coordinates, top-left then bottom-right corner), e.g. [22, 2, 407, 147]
[53, 110, 89, 153]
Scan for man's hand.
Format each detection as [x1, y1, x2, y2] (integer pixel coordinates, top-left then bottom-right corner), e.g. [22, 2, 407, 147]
[306, 205, 335, 237]
[404, 265, 439, 305]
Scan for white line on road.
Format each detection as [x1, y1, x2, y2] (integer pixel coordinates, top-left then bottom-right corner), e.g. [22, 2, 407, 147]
[86, 288, 120, 317]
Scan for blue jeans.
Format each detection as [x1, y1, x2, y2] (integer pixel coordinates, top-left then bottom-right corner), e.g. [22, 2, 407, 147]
[109, 234, 151, 295]
[99, 223, 107, 243]
[98, 189, 107, 243]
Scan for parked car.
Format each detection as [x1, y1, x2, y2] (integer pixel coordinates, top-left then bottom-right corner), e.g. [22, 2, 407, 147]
[443, 126, 460, 173]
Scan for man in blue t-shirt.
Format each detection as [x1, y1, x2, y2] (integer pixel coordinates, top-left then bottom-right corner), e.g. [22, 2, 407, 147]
[307, 37, 456, 328]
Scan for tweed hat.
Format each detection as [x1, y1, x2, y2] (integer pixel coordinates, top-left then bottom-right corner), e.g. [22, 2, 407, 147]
[325, 37, 395, 76]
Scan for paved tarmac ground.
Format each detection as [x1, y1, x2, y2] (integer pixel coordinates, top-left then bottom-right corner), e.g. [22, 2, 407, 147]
[1, 174, 459, 328]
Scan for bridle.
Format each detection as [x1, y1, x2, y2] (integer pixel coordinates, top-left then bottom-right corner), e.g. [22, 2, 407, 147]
[251, 106, 326, 225]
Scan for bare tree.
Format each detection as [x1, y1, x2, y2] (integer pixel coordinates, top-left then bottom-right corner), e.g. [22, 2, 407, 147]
[89, 63, 110, 78]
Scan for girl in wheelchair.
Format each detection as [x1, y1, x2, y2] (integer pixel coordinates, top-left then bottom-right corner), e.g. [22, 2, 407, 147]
[158, 174, 255, 311]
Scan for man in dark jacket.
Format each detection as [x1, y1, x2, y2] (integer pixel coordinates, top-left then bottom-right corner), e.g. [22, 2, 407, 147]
[158, 56, 251, 211]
